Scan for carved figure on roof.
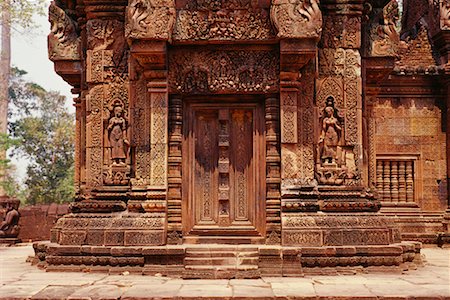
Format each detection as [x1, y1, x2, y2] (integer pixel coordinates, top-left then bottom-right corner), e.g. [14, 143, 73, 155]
[270, 0, 322, 39]
[126, 0, 176, 41]
[440, 0, 450, 29]
[48, 1, 80, 60]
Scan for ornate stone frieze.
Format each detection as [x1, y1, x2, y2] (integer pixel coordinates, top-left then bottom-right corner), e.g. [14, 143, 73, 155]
[180, 0, 253, 10]
[168, 49, 279, 94]
[368, 0, 400, 57]
[270, 0, 323, 39]
[48, 1, 80, 61]
[280, 91, 298, 144]
[321, 15, 360, 49]
[150, 92, 168, 186]
[173, 8, 274, 41]
[440, 0, 450, 29]
[87, 19, 126, 52]
[125, 0, 176, 41]
[131, 75, 151, 187]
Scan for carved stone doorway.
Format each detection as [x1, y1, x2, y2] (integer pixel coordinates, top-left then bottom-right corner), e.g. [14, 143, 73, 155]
[183, 99, 266, 243]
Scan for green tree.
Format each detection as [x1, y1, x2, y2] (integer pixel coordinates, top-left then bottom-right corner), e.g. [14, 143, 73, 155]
[0, 0, 45, 197]
[9, 70, 75, 204]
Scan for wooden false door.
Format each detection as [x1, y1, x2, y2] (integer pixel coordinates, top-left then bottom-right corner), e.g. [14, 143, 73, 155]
[183, 102, 265, 239]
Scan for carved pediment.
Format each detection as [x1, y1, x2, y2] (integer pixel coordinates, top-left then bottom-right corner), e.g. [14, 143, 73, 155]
[48, 1, 80, 61]
[270, 0, 323, 39]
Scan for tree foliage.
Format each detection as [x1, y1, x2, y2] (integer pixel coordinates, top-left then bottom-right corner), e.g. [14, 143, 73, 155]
[9, 68, 75, 204]
[0, 0, 46, 31]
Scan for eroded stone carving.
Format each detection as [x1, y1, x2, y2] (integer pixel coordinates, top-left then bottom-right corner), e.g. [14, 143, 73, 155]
[168, 49, 279, 94]
[48, 1, 80, 60]
[440, 0, 450, 29]
[271, 0, 322, 39]
[369, 0, 400, 56]
[0, 201, 20, 239]
[125, 0, 176, 41]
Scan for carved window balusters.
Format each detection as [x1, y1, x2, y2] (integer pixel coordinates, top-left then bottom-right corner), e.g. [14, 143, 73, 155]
[376, 159, 415, 203]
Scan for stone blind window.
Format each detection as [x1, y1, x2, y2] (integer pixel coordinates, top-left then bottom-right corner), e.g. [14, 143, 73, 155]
[376, 158, 415, 203]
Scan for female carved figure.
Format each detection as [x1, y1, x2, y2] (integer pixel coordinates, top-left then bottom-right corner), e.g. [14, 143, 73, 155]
[319, 100, 342, 164]
[108, 105, 129, 165]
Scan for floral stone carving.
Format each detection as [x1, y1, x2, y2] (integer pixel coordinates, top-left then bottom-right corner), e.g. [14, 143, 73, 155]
[48, 1, 80, 60]
[271, 0, 323, 39]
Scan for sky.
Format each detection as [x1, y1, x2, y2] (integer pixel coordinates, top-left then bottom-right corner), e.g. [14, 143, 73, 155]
[9, 0, 73, 180]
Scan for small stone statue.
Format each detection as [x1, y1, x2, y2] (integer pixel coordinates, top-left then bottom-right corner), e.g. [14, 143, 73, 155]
[319, 97, 342, 164]
[107, 104, 129, 165]
[0, 202, 20, 238]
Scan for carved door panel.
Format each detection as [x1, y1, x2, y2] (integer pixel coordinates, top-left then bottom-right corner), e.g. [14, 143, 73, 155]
[184, 101, 265, 238]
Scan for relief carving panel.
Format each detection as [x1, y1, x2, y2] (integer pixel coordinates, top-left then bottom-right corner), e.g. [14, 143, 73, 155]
[173, 8, 274, 41]
[168, 49, 279, 94]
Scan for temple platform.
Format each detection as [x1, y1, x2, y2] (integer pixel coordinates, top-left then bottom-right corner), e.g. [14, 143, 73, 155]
[1, 244, 449, 299]
[32, 240, 422, 279]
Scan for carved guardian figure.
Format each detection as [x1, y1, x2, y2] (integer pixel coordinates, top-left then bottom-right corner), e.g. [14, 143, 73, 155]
[270, 0, 323, 39]
[48, 1, 80, 60]
[440, 0, 450, 29]
[126, 0, 176, 41]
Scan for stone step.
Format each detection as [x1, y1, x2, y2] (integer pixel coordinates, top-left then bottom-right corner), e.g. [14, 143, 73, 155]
[185, 250, 259, 258]
[185, 264, 259, 271]
[184, 256, 259, 266]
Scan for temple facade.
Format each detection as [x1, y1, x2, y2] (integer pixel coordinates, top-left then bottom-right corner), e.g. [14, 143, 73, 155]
[34, 0, 450, 276]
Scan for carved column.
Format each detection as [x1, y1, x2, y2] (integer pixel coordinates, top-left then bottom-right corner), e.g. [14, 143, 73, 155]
[167, 97, 183, 243]
[126, 0, 175, 242]
[432, 4, 450, 238]
[316, 0, 365, 187]
[78, 3, 131, 212]
[265, 97, 281, 244]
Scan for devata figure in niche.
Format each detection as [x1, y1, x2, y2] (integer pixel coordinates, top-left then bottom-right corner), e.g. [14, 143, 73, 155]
[107, 102, 129, 165]
[319, 96, 342, 165]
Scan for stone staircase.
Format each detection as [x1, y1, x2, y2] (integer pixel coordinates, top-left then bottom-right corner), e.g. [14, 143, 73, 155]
[183, 245, 260, 279]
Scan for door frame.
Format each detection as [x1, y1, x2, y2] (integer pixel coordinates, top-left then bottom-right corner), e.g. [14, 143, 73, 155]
[182, 96, 266, 238]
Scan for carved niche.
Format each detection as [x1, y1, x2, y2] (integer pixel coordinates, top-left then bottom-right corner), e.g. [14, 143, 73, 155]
[103, 84, 131, 185]
[316, 48, 361, 185]
[168, 49, 279, 94]
[85, 19, 131, 188]
[367, 0, 401, 57]
[441, 0, 450, 29]
[125, 0, 176, 40]
[270, 0, 323, 39]
[173, 0, 275, 41]
[48, 1, 80, 61]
